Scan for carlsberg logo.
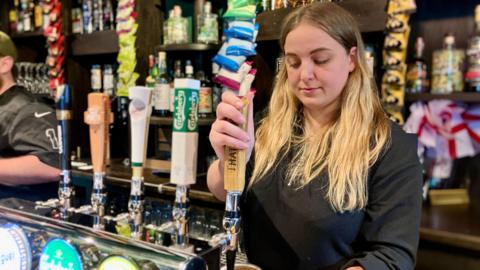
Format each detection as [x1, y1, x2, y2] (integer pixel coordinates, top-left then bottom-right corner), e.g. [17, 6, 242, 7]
[188, 92, 199, 131]
[173, 88, 198, 132]
[174, 90, 186, 131]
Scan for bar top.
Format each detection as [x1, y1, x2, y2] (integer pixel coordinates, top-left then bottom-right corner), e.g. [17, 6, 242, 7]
[420, 203, 480, 251]
[73, 160, 480, 251]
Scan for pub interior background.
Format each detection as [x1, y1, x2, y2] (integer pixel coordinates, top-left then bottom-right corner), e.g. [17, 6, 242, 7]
[1, 0, 480, 269]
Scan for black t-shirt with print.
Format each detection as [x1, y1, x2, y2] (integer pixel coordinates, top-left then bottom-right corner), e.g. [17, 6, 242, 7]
[0, 85, 59, 201]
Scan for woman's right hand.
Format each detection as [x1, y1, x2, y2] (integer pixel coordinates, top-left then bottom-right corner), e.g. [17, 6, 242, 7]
[209, 91, 255, 162]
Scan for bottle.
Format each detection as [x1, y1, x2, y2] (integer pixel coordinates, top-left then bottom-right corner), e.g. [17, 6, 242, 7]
[163, 9, 173, 45]
[103, 64, 115, 96]
[93, 0, 104, 31]
[82, 0, 93, 34]
[91, 64, 102, 92]
[185, 60, 194, 78]
[148, 55, 160, 114]
[431, 33, 465, 93]
[103, 0, 114, 30]
[171, 5, 188, 44]
[9, 2, 17, 33]
[406, 37, 429, 94]
[146, 54, 156, 88]
[196, 70, 213, 118]
[22, 0, 33, 32]
[34, 0, 42, 30]
[154, 52, 171, 117]
[197, 1, 219, 44]
[72, 2, 84, 34]
[465, 5, 480, 92]
[170, 60, 183, 114]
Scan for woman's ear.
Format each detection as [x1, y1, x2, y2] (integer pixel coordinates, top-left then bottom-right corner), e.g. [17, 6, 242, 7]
[0, 56, 14, 75]
[348, 47, 357, 72]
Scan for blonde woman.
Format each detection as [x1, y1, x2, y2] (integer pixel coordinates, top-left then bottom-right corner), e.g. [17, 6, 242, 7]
[208, 2, 422, 270]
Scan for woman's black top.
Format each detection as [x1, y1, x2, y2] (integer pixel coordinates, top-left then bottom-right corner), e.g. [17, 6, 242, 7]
[242, 123, 423, 270]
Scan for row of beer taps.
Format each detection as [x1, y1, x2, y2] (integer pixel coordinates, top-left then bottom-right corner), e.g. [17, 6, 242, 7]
[35, 76, 254, 268]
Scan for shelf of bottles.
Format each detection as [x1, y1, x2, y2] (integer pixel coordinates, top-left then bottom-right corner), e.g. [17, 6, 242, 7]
[255, 0, 388, 41]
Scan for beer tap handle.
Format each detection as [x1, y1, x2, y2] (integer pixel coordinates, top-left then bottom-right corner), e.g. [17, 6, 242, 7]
[84, 92, 113, 176]
[56, 84, 74, 217]
[128, 86, 153, 239]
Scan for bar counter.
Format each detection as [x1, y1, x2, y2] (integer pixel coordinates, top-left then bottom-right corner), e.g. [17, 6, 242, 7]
[73, 160, 480, 252]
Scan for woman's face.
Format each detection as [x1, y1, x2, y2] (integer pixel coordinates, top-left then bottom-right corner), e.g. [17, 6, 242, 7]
[284, 22, 356, 115]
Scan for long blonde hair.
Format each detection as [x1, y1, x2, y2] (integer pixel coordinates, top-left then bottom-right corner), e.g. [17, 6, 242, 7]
[250, 2, 391, 212]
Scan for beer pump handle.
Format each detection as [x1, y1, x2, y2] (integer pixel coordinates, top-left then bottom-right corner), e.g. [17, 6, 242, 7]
[129, 87, 152, 174]
[56, 85, 73, 172]
[223, 73, 255, 192]
[84, 93, 113, 174]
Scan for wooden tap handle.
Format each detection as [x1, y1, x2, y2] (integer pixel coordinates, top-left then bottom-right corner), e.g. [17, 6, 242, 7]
[84, 93, 111, 173]
[224, 98, 249, 192]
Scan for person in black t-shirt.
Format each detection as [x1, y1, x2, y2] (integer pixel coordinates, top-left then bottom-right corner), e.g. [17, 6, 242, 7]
[0, 31, 60, 201]
[208, 3, 422, 270]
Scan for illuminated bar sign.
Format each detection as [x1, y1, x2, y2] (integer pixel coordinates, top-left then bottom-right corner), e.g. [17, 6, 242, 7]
[0, 223, 31, 270]
[39, 238, 83, 270]
[98, 255, 140, 270]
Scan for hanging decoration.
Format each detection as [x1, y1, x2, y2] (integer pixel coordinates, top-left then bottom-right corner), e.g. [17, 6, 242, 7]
[381, 0, 417, 124]
[116, 0, 139, 97]
[42, 0, 64, 97]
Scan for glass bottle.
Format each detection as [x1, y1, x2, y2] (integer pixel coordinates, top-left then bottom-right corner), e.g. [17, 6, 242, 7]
[406, 37, 429, 94]
[465, 5, 480, 92]
[431, 33, 465, 93]
[154, 52, 171, 117]
[196, 70, 213, 118]
[185, 60, 194, 78]
[197, 1, 219, 44]
[170, 60, 183, 114]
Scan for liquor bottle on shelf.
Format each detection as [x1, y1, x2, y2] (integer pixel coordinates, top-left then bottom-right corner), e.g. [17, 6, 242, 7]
[33, 0, 42, 30]
[103, 64, 115, 96]
[93, 0, 104, 31]
[146, 54, 156, 88]
[154, 52, 171, 117]
[431, 33, 465, 94]
[72, 0, 83, 34]
[91, 64, 102, 92]
[196, 70, 213, 118]
[185, 60, 194, 79]
[170, 60, 184, 114]
[197, 1, 219, 44]
[82, 0, 94, 34]
[9, 1, 18, 33]
[406, 37, 429, 94]
[103, 0, 115, 30]
[465, 5, 480, 92]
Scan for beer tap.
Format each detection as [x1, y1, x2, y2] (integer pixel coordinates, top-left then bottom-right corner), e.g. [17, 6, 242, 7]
[76, 92, 113, 229]
[36, 85, 74, 220]
[127, 86, 153, 240]
[215, 72, 255, 270]
[170, 78, 200, 250]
